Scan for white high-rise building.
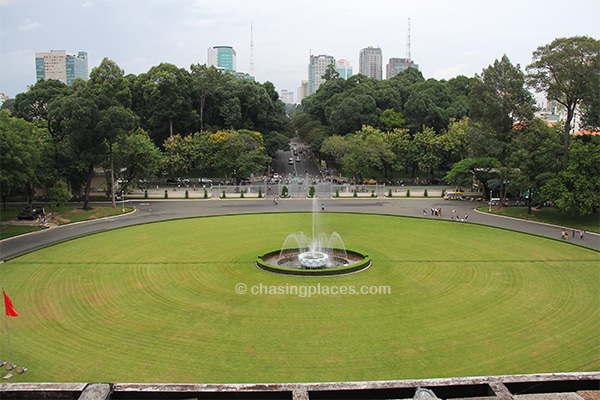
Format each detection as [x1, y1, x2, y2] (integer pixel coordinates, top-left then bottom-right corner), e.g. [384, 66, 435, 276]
[308, 54, 335, 95]
[35, 50, 88, 85]
[359, 47, 382, 80]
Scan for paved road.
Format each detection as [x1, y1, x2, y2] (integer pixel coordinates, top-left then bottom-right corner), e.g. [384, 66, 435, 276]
[1, 197, 598, 260]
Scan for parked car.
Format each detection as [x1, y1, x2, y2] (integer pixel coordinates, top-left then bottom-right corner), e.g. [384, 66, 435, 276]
[17, 205, 45, 220]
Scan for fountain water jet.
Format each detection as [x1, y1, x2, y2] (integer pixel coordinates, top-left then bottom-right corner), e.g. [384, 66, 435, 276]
[257, 197, 370, 275]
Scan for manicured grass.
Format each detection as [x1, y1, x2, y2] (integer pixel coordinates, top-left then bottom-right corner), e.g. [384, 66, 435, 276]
[2, 213, 598, 383]
[0, 206, 133, 239]
[479, 206, 600, 234]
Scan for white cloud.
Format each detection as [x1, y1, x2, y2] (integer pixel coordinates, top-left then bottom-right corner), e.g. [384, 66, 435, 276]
[81, 1, 93, 8]
[18, 19, 40, 31]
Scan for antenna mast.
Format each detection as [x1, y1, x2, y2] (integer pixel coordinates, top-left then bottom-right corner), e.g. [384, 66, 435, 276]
[406, 17, 411, 62]
[250, 21, 255, 76]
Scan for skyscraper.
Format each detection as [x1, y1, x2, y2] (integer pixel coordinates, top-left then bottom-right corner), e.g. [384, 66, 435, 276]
[308, 54, 335, 95]
[35, 50, 88, 85]
[359, 47, 382, 80]
[297, 80, 308, 104]
[336, 59, 353, 79]
[207, 46, 236, 72]
[386, 58, 419, 79]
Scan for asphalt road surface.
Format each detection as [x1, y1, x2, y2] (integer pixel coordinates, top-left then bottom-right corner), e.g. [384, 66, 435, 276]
[1, 197, 598, 261]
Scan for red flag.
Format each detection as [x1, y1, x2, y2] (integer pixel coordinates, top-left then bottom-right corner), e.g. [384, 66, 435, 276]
[3, 291, 19, 317]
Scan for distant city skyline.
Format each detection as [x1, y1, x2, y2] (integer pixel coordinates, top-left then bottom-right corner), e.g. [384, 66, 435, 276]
[1, 0, 598, 99]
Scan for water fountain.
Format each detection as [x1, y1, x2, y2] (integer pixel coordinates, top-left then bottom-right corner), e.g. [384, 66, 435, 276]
[256, 197, 370, 276]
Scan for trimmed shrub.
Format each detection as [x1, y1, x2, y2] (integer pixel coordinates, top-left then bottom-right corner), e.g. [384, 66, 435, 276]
[144, 190, 148, 199]
[388, 189, 392, 197]
[258, 188, 263, 198]
[281, 186, 289, 198]
[353, 189, 357, 197]
[204, 189, 208, 199]
[424, 189, 428, 197]
[222, 190, 226, 199]
[335, 189, 339, 198]
[185, 190, 189, 199]
[308, 186, 316, 198]
[164, 190, 168, 199]
[406, 189, 411, 198]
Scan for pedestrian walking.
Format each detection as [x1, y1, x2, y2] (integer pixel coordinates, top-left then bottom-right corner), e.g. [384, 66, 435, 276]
[580, 230, 586, 240]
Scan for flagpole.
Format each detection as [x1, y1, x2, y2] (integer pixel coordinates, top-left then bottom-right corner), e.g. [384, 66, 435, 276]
[2, 289, 15, 369]
[3, 311, 14, 368]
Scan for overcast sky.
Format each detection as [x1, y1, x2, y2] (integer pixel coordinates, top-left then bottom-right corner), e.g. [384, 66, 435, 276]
[1, 0, 599, 100]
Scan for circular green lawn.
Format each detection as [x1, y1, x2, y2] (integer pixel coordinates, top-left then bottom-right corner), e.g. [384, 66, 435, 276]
[2, 213, 598, 383]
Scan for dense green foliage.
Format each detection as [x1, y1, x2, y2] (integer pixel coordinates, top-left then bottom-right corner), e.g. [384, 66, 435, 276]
[3, 36, 598, 215]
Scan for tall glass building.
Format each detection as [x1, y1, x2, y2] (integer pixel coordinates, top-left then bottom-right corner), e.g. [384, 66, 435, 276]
[35, 50, 88, 85]
[207, 46, 236, 72]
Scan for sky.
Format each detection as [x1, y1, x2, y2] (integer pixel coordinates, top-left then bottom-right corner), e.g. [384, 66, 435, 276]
[1, 0, 599, 100]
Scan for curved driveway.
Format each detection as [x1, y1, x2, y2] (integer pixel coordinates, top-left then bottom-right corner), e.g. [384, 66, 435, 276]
[1, 197, 598, 260]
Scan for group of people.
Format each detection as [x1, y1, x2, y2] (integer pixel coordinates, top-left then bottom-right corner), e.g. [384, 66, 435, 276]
[422, 207, 468, 221]
[561, 228, 586, 240]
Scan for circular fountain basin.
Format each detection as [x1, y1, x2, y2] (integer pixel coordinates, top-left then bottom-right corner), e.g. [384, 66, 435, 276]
[298, 251, 329, 269]
[257, 249, 371, 276]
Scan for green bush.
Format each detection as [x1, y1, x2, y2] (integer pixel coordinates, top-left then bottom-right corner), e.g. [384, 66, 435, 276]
[222, 190, 226, 199]
[185, 190, 189, 199]
[204, 189, 208, 199]
[144, 190, 148, 199]
[424, 189, 428, 197]
[353, 189, 357, 197]
[281, 186, 289, 198]
[49, 180, 71, 211]
[335, 189, 339, 198]
[258, 188, 263, 198]
[308, 186, 316, 198]
[240, 191, 244, 198]
[164, 190, 168, 199]
[388, 189, 392, 197]
[406, 189, 411, 198]
[441, 189, 446, 198]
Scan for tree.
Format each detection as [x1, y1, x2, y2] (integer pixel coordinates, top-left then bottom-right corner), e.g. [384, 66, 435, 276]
[526, 36, 600, 158]
[470, 55, 536, 164]
[131, 63, 196, 146]
[328, 94, 378, 135]
[113, 129, 162, 189]
[162, 134, 199, 177]
[13, 79, 74, 175]
[541, 137, 600, 216]
[444, 157, 501, 198]
[48, 94, 102, 210]
[403, 79, 452, 133]
[48, 180, 71, 212]
[508, 119, 563, 214]
[341, 126, 395, 181]
[410, 127, 443, 179]
[88, 58, 136, 207]
[0, 111, 49, 208]
[378, 109, 405, 132]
